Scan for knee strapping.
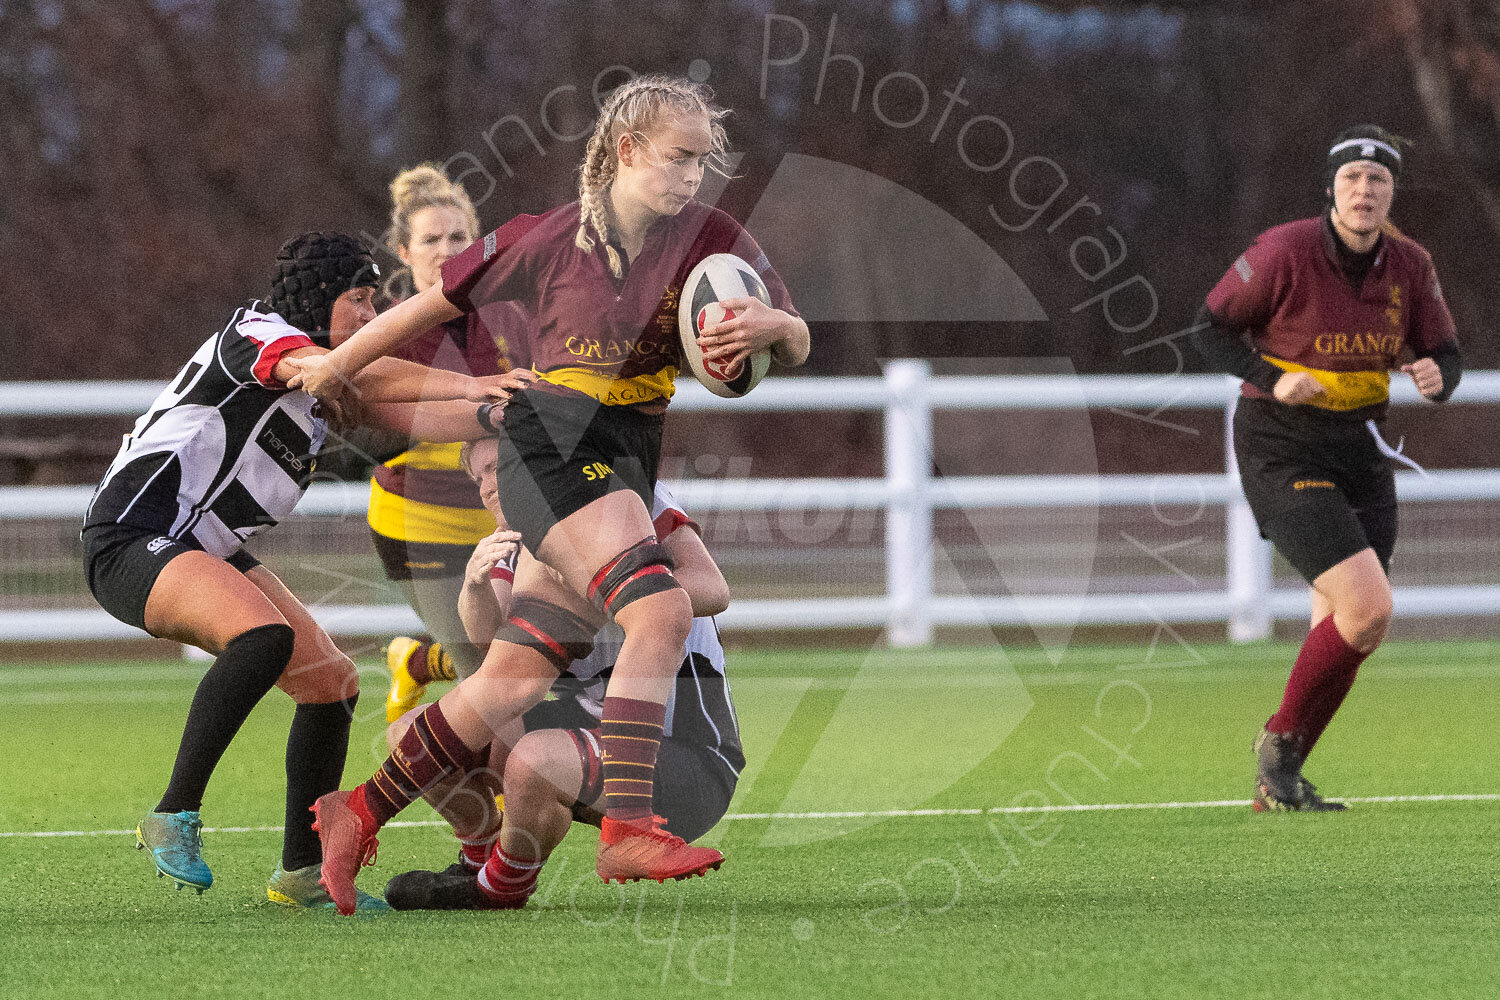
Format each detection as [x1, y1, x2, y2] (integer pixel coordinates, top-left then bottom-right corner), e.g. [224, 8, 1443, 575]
[587, 539, 680, 618]
[565, 728, 605, 808]
[497, 598, 597, 671]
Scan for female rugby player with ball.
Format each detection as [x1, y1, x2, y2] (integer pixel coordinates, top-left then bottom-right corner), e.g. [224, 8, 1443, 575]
[1195, 126, 1462, 812]
[291, 75, 807, 912]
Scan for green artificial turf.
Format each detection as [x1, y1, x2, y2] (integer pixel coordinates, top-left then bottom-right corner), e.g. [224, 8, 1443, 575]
[2, 641, 1498, 998]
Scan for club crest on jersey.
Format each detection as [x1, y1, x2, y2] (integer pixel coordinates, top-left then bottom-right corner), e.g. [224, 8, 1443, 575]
[483, 232, 498, 261]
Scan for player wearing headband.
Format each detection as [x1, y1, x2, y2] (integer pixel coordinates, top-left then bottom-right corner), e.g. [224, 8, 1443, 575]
[1194, 125, 1462, 812]
[292, 75, 807, 913]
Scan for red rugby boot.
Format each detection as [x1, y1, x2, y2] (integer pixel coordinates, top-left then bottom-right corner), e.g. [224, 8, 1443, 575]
[596, 815, 724, 884]
[310, 790, 379, 915]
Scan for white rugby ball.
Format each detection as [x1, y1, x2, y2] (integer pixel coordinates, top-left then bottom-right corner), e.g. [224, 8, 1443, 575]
[678, 253, 773, 398]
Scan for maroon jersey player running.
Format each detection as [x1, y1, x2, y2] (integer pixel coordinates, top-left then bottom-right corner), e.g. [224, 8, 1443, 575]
[1194, 125, 1462, 811]
[290, 75, 808, 912]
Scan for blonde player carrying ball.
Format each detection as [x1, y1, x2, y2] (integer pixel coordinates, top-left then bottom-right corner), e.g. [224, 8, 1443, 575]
[289, 75, 807, 913]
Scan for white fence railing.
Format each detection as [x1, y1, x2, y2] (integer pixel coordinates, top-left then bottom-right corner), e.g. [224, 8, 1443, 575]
[5, 365, 1500, 646]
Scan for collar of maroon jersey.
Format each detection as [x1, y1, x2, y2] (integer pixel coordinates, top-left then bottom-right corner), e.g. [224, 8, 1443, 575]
[599, 212, 672, 277]
[1320, 212, 1386, 275]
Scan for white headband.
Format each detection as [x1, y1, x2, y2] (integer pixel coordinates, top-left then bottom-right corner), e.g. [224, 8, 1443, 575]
[1327, 137, 1402, 164]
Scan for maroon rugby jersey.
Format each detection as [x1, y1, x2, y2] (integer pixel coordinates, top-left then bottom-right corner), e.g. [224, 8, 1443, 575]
[1206, 216, 1456, 416]
[369, 309, 514, 529]
[441, 200, 796, 407]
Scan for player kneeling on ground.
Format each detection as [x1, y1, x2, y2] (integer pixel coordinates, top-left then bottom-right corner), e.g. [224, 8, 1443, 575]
[382, 436, 740, 910]
[84, 233, 529, 907]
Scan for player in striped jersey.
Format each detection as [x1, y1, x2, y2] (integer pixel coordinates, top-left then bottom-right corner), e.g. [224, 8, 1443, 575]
[382, 436, 740, 909]
[85, 232, 529, 907]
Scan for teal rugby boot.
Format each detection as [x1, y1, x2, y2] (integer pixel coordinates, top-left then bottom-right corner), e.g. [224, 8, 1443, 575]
[135, 810, 213, 893]
[267, 862, 389, 911]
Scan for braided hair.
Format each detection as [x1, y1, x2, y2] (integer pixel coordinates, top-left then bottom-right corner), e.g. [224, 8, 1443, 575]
[575, 74, 730, 279]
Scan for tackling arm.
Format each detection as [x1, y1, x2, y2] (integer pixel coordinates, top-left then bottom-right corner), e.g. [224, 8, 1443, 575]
[358, 399, 489, 443]
[286, 283, 463, 399]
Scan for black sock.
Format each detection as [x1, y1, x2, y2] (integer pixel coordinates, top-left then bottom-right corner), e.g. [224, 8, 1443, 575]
[156, 623, 295, 814]
[281, 695, 357, 871]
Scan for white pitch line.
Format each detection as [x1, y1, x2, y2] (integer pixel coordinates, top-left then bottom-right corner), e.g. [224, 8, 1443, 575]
[723, 793, 1500, 820]
[3, 793, 1498, 839]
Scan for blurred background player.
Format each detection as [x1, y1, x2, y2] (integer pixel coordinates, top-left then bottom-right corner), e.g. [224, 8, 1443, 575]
[361, 164, 531, 717]
[382, 435, 739, 909]
[1194, 125, 1462, 812]
[292, 75, 807, 911]
[83, 233, 514, 908]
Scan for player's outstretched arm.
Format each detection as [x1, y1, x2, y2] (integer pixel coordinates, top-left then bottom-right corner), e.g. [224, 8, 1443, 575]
[352, 359, 534, 405]
[358, 399, 484, 443]
[287, 282, 463, 400]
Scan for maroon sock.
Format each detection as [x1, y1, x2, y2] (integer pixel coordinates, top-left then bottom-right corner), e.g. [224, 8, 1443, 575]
[406, 643, 434, 685]
[361, 704, 480, 827]
[1266, 616, 1369, 756]
[600, 696, 664, 822]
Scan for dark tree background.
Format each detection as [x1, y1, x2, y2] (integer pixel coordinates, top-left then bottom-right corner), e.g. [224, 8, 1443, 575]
[2, 0, 1497, 478]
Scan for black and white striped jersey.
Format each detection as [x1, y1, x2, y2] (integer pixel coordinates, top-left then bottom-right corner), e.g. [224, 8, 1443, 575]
[550, 483, 745, 778]
[83, 301, 326, 558]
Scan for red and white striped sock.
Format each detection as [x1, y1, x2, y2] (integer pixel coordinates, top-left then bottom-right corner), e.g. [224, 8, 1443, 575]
[476, 844, 542, 906]
[457, 826, 499, 871]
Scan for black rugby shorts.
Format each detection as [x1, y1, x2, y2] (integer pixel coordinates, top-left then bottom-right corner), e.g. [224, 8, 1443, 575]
[1232, 397, 1397, 584]
[83, 522, 261, 633]
[495, 387, 663, 553]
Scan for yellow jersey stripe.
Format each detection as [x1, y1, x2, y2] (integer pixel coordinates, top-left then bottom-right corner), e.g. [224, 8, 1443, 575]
[1262, 355, 1391, 412]
[367, 479, 496, 546]
[538, 366, 678, 406]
